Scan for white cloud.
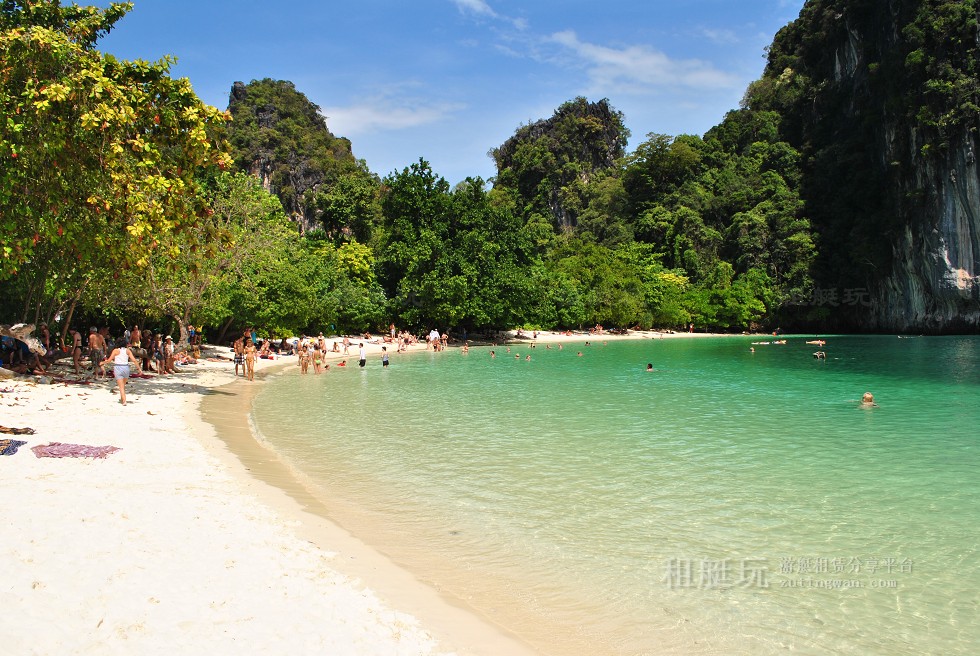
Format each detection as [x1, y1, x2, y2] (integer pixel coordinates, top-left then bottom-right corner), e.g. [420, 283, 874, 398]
[452, 0, 497, 18]
[700, 28, 740, 45]
[322, 96, 465, 136]
[451, 0, 527, 30]
[549, 30, 739, 94]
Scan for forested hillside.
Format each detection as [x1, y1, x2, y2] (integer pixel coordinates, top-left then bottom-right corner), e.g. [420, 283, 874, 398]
[3, 0, 977, 338]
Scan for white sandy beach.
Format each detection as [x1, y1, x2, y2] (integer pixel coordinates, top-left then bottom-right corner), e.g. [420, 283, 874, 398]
[0, 330, 733, 656]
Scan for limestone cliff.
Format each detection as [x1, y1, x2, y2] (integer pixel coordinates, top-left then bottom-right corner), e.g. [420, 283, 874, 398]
[756, 0, 980, 332]
[227, 79, 358, 233]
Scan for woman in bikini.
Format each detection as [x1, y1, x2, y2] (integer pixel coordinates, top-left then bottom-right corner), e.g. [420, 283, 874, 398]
[244, 340, 257, 381]
[71, 329, 84, 374]
[299, 343, 310, 374]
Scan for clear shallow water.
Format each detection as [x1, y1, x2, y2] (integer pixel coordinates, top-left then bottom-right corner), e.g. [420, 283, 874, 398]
[251, 336, 980, 655]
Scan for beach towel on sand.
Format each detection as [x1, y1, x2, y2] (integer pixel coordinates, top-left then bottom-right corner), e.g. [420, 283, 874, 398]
[31, 442, 121, 459]
[0, 439, 27, 456]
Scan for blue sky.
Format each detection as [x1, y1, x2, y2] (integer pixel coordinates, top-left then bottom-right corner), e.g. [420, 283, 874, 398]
[99, 1, 806, 185]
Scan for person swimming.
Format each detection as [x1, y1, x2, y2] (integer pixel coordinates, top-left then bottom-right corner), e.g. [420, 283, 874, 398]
[646, 363, 653, 371]
[860, 392, 878, 407]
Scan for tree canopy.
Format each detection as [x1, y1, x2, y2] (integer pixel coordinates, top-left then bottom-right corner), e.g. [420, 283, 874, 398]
[5, 0, 974, 338]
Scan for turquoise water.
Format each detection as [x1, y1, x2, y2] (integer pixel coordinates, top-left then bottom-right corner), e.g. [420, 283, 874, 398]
[251, 336, 980, 655]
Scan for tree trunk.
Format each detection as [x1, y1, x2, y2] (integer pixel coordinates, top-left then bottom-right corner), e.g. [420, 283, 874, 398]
[174, 313, 189, 352]
[0, 324, 45, 355]
[59, 292, 82, 350]
[215, 315, 235, 346]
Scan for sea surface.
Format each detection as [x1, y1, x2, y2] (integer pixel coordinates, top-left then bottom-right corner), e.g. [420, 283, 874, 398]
[249, 335, 979, 655]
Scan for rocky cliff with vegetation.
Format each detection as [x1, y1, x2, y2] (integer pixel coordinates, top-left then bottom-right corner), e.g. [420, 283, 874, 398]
[226, 79, 364, 233]
[748, 0, 980, 331]
[13, 0, 977, 336]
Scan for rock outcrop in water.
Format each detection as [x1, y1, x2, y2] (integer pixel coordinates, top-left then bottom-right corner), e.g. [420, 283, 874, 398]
[752, 0, 980, 332]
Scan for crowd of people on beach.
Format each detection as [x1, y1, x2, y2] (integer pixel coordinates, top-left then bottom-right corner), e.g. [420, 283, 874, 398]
[0, 322, 208, 404]
[4, 320, 883, 410]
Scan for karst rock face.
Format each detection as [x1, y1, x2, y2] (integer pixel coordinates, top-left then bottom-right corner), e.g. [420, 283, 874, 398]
[763, 0, 980, 332]
[874, 127, 980, 332]
[228, 80, 356, 234]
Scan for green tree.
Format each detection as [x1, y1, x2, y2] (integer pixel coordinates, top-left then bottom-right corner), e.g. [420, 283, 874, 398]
[0, 0, 231, 286]
[103, 172, 298, 345]
[378, 161, 534, 329]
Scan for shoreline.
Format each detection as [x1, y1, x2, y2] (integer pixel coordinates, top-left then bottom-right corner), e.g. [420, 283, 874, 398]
[197, 329, 750, 656]
[0, 330, 750, 655]
[199, 360, 539, 656]
[0, 352, 517, 655]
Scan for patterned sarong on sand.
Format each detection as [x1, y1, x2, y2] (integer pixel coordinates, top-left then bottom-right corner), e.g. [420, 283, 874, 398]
[0, 439, 28, 456]
[31, 442, 121, 459]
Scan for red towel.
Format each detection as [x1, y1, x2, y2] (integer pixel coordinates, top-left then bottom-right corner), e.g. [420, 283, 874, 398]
[31, 442, 121, 459]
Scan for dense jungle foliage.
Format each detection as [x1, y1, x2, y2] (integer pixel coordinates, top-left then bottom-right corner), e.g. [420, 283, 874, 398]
[3, 0, 976, 340]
